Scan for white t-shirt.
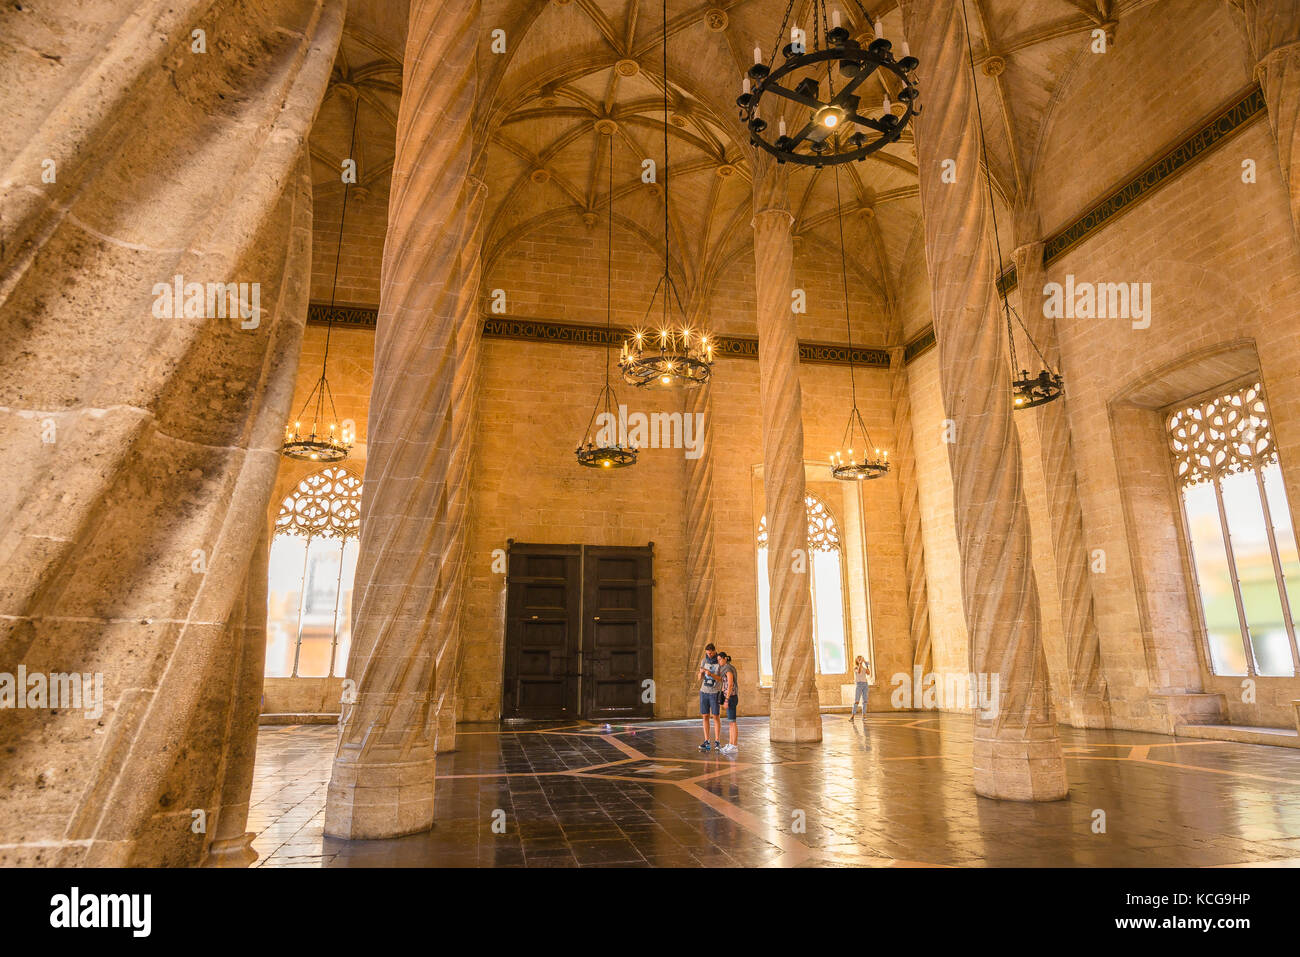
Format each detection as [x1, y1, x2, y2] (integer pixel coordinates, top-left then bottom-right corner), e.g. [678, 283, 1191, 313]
[854, 664, 871, 683]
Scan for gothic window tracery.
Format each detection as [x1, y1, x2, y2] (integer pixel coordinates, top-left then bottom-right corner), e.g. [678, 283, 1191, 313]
[267, 467, 364, 679]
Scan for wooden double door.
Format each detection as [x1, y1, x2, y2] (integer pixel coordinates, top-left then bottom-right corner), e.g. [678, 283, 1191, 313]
[502, 542, 654, 721]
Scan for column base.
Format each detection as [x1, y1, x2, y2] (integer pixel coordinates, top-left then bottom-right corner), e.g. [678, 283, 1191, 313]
[972, 732, 1068, 801]
[203, 832, 258, 868]
[769, 704, 822, 743]
[324, 755, 436, 840]
[435, 699, 457, 754]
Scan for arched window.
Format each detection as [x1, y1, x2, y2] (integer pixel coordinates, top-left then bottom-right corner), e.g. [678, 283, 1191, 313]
[1169, 380, 1299, 677]
[266, 466, 363, 678]
[755, 492, 849, 685]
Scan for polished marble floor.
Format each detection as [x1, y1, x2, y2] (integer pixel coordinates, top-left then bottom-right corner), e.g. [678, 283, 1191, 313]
[248, 713, 1300, 867]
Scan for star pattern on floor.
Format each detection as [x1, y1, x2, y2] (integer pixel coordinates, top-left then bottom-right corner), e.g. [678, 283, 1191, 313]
[248, 713, 1300, 868]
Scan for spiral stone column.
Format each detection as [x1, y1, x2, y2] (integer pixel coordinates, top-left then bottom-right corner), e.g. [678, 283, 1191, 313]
[752, 155, 822, 743]
[900, 0, 1066, 799]
[203, 537, 271, 867]
[0, 0, 341, 863]
[1232, 1, 1300, 238]
[1013, 241, 1110, 728]
[434, 168, 488, 755]
[326, 0, 481, 839]
[683, 384, 718, 716]
[889, 347, 934, 675]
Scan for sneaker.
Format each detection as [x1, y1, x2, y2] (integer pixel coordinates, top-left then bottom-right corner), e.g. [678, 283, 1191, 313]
[714, 741, 721, 751]
[721, 744, 738, 755]
[699, 741, 711, 751]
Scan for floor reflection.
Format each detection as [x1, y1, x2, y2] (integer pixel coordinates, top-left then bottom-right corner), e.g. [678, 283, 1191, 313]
[248, 714, 1300, 867]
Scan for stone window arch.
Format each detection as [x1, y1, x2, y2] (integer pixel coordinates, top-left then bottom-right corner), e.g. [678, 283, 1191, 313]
[266, 466, 364, 678]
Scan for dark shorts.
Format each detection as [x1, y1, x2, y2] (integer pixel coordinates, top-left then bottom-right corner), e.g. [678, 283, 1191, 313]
[724, 694, 738, 721]
[699, 691, 720, 715]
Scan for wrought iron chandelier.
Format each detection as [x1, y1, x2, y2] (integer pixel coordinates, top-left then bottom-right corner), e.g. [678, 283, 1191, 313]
[618, 0, 714, 390]
[828, 165, 888, 481]
[736, 0, 920, 168]
[577, 132, 638, 470]
[960, 0, 1062, 410]
[282, 96, 357, 462]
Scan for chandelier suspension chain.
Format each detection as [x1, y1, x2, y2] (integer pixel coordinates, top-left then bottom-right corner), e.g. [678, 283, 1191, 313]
[662, 0, 670, 301]
[832, 163, 858, 410]
[605, 129, 613, 392]
[281, 92, 359, 461]
[576, 128, 638, 466]
[958, 0, 1054, 375]
[617, 0, 713, 389]
[581, 133, 618, 443]
[768, 0, 797, 74]
[318, 94, 360, 397]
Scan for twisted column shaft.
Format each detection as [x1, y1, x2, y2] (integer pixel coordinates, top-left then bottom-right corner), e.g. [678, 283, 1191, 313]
[889, 349, 933, 674]
[1013, 242, 1110, 728]
[901, 0, 1066, 799]
[0, 0, 339, 863]
[204, 537, 270, 867]
[683, 385, 718, 716]
[434, 170, 488, 755]
[326, 0, 480, 839]
[1235, 1, 1300, 238]
[752, 157, 822, 743]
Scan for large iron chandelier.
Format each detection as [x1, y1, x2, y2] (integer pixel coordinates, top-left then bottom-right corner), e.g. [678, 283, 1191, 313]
[828, 165, 888, 481]
[737, 0, 920, 168]
[960, 0, 1062, 410]
[577, 132, 638, 470]
[619, 0, 715, 390]
[283, 96, 357, 462]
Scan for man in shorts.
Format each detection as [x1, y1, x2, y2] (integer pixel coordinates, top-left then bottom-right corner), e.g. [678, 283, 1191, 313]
[697, 643, 723, 751]
[716, 653, 739, 755]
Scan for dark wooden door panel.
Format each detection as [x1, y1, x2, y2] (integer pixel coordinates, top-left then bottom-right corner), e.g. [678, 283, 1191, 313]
[582, 545, 654, 720]
[502, 544, 581, 719]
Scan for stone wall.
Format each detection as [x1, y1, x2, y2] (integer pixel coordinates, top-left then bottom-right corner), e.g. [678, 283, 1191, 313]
[457, 219, 908, 721]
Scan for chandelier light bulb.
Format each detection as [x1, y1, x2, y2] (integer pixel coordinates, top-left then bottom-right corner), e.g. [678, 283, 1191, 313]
[882, 95, 891, 114]
[900, 39, 910, 57]
[874, 19, 883, 39]
[743, 77, 751, 94]
[754, 45, 762, 63]
[832, 9, 840, 28]
[779, 117, 787, 136]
